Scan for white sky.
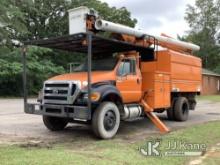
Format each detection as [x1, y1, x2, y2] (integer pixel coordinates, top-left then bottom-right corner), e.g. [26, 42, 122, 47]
[100, 0, 195, 38]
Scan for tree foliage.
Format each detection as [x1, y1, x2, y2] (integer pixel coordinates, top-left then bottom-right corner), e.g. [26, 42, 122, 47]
[0, 0, 137, 96]
[0, 0, 27, 46]
[0, 47, 65, 95]
[9, 0, 137, 41]
[185, 0, 220, 72]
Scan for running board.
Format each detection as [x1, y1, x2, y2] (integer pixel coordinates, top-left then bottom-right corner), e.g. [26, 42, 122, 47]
[141, 99, 170, 133]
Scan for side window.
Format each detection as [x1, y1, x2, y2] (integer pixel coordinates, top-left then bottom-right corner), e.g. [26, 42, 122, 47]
[117, 59, 136, 76]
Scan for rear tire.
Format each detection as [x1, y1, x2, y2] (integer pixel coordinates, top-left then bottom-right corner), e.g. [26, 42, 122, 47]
[92, 102, 120, 139]
[174, 97, 189, 121]
[43, 116, 68, 131]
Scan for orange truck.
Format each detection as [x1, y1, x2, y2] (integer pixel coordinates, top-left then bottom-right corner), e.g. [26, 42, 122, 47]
[23, 7, 202, 139]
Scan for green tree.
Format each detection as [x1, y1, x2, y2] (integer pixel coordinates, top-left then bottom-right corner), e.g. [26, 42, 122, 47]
[15, 0, 137, 71]
[0, 47, 65, 96]
[0, 0, 27, 46]
[13, 0, 137, 41]
[185, 0, 220, 72]
[0, 0, 137, 96]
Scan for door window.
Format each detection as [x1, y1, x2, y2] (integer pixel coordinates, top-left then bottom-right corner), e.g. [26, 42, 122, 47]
[117, 59, 136, 76]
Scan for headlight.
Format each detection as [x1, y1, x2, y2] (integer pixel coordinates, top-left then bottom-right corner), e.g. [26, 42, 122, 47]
[82, 81, 88, 88]
[83, 92, 101, 102]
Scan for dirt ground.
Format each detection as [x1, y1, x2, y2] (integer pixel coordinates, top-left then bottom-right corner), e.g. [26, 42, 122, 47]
[0, 99, 220, 144]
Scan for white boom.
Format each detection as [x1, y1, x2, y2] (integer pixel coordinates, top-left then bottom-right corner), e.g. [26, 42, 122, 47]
[95, 19, 200, 51]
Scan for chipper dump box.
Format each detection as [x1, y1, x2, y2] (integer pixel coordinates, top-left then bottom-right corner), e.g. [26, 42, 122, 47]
[22, 6, 201, 139]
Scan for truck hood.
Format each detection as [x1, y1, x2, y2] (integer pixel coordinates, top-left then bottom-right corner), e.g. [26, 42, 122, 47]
[48, 71, 116, 84]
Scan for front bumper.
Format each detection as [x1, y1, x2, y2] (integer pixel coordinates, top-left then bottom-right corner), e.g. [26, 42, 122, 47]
[25, 103, 91, 120]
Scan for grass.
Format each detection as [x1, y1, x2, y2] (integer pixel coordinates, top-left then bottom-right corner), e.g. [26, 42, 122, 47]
[1, 121, 220, 165]
[197, 95, 220, 102]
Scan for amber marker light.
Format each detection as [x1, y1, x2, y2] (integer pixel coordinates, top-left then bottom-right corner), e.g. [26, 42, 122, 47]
[90, 92, 101, 102]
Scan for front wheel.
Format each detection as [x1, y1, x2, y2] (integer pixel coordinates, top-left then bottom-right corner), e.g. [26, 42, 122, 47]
[92, 102, 120, 139]
[43, 116, 68, 131]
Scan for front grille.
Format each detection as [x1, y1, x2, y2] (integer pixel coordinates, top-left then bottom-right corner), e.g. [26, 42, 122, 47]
[43, 81, 78, 104]
[44, 89, 68, 94]
[46, 108, 61, 114]
[44, 96, 67, 100]
[71, 84, 76, 95]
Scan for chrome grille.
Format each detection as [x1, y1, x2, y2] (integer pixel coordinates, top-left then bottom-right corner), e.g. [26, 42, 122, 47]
[43, 81, 80, 105]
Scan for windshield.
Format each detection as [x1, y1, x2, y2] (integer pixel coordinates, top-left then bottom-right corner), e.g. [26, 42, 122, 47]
[73, 54, 118, 72]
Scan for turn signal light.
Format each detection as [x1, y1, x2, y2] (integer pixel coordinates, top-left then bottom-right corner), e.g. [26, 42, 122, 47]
[90, 92, 101, 102]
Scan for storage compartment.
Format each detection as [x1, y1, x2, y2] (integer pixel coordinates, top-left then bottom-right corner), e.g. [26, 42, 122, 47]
[141, 49, 201, 109]
[142, 72, 171, 109]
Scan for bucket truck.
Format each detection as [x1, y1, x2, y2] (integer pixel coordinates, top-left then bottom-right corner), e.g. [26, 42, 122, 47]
[22, 6, 202, 139]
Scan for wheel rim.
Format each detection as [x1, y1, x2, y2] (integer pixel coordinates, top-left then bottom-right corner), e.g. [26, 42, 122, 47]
[103, 110, 116, 131]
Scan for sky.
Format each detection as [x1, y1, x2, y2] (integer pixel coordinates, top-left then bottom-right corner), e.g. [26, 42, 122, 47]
[100, 0, 195, 38]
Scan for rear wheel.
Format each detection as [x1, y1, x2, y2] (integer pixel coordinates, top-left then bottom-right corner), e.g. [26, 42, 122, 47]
[174, 97, 189, 121]
[92, 102, 120, 139]
[43, 116, 68, 131]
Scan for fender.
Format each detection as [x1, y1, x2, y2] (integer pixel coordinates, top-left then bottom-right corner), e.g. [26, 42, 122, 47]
[91, 81, 123, 103]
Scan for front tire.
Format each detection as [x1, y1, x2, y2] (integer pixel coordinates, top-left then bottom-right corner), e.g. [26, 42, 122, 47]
[43, 116, 68, 131]
[92, 102, 120, 139]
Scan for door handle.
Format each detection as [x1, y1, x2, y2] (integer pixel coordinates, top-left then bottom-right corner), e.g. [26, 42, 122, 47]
[137, 78, 140, 84]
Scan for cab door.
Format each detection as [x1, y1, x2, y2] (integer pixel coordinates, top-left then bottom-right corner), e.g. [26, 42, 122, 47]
[116, 58, 142, 103]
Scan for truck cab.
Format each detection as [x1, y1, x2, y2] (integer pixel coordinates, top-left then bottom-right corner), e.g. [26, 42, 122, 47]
[44, 52, 142, 105]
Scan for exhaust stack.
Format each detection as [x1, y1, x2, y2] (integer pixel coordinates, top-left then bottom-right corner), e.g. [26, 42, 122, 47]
[95, 19, 200, 52]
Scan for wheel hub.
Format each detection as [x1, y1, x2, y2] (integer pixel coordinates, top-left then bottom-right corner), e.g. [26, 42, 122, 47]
[103, 110, 116, 131]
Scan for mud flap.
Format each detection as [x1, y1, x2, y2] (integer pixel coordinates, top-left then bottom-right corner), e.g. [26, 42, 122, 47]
[141, 99, 170, 133]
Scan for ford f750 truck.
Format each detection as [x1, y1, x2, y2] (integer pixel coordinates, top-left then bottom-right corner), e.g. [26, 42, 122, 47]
[23, 7, 201, 139]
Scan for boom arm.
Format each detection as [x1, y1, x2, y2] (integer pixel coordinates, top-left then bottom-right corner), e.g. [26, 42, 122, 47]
[95, 19, 200, 53]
